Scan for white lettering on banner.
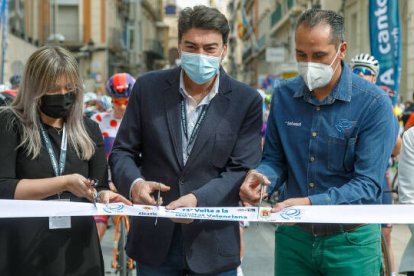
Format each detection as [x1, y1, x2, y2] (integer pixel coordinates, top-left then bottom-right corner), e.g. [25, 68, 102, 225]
[2, 200, 414, 224]
[380, 68, 395, 86]
[391, 27, 400, 56]
[375, 0, 391, 54]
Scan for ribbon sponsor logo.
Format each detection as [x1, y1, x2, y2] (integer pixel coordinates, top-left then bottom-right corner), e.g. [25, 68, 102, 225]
[260, 207, 272, 219]
[280, 208, 301, 221]
[103, 203, 124, 214]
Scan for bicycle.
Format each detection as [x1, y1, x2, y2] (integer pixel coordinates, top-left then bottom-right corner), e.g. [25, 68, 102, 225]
[112, 215, 134, 276]
[381, 232, 392, 276]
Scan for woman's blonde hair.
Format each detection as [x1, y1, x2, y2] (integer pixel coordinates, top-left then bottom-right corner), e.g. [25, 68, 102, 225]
[3, 45, 95, 160]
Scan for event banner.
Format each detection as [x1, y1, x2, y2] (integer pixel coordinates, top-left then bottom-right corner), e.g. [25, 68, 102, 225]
[369, 0, 401, 105]
[1, 200, 414, 224]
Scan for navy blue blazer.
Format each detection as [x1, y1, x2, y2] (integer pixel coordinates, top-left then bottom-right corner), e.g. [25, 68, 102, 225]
[109, 67, 262, 274]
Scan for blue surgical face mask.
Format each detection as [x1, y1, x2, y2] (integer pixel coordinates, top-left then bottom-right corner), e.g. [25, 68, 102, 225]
[180, 50, 222, 84]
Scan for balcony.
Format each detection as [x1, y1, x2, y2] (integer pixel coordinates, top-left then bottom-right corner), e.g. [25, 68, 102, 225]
[271, 4, 282, 27]
[243, 0, 254, 11]
[109, 28, 126, 52]
[242, 47, 252, 61]
[144, 39, 164, 59]
[258, 35, 267, 50]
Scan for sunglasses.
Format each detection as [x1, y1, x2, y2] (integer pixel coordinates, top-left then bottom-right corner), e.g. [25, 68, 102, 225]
[112, 98, 129, 106]
[353, 67, 375, 76]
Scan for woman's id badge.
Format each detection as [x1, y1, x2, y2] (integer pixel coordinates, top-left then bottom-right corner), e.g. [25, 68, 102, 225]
[49, 199, 71, 229]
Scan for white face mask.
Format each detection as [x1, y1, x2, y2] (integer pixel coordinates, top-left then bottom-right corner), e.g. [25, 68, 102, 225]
[298, 46, 342, 91]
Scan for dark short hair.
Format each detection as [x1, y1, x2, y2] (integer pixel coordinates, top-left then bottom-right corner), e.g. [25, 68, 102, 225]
[178, 5, 230, 44]
[296, 9, 344, 47]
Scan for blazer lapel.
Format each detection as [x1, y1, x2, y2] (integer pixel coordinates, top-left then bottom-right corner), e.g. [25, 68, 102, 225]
[164, 69, 184, 168]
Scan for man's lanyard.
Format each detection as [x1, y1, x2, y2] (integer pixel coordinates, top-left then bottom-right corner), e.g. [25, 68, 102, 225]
[180, 98, 208, 156]
[39, 122, 68, 178]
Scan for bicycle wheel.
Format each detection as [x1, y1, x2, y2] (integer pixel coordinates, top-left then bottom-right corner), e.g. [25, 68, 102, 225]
[118, 217, 129, 276]
[381, 233, 392, 276]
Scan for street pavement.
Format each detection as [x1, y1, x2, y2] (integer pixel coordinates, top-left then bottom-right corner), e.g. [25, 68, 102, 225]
[100, 220, 412, 276]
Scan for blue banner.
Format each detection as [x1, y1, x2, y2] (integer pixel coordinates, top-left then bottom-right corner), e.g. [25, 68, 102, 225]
[369, 0, 401, 105]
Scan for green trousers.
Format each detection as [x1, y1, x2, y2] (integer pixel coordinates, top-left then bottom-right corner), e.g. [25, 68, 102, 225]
[275, 224, 381, 276]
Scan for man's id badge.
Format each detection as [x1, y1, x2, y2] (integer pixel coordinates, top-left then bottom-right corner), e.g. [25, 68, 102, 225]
[49, 199, 71, 229]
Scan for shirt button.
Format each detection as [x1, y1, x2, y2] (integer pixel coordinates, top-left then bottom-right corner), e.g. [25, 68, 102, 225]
[316, 106, 321, 111]
[310, 156, 315, 162]
[312, 132, 317, 137]
[309, 182, 315, 188]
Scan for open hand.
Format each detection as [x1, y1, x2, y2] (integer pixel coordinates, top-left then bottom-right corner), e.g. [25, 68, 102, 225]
[166, 193, 197, 224]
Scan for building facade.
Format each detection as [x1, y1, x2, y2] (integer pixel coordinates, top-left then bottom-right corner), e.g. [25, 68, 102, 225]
[226, 0, 413, 102]
[1, 0, 168, 92]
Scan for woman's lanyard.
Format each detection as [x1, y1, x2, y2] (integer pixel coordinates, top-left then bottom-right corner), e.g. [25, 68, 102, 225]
[39, 123, 67, 199]
[180, 99, 208, 157]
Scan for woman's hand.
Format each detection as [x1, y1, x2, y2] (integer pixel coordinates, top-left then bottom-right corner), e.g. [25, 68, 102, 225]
[98, 190, 132, 206]
[63, 174, 96, 202]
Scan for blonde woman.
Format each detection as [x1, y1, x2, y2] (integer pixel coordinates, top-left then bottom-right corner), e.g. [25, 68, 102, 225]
[0, 45, 130, 275]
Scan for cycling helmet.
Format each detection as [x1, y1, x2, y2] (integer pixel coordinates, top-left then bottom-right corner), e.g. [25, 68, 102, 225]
[106, 73, 136, 98]
[351, 54, 380, 76]
[9, 74, 21, 89]
[99, 95, 112, 111]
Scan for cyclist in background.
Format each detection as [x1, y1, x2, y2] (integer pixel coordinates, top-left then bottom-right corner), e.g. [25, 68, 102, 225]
[9, 74, 21, 90]
[351, 53, 401, 276]
[0, 75, 21, 106]
[91, 72, 136, 240]
[0, 90, 16, 106]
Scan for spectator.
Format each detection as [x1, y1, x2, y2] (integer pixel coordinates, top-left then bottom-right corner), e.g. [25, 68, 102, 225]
[351, 52, 401, 275]
[83, 91, 98, 118]
[91, 72, 135, 240]
[240, 9, 398, 275]
[9, 74, 21, 90]
[397, 127, 414, 275]
[0, 90, 16, 106]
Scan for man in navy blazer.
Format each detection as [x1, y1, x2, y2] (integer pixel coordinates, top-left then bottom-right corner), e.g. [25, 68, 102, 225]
[110, 5, 262, 275]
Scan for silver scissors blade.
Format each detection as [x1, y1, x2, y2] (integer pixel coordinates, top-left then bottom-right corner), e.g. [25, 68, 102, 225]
[256, 181, 265, 226]
[89, 178, 98, 209]
[92, 191, 97, 208]
[154, 183, 161, 226]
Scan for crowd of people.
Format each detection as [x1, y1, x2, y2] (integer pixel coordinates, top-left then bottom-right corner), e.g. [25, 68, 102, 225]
[1, 5, 414, 276]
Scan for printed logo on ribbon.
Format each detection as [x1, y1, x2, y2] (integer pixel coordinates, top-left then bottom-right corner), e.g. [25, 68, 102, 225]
[142, 206, 154, 212]
[103, 203, 124, 214]
[237, 207, 256, 213]
[280, 208, 301, 221]
[260, 207, 272, 219]
[335, 119, 354, 134]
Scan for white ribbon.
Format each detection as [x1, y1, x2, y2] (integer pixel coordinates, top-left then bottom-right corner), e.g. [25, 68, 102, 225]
[1, 200, 414, 224]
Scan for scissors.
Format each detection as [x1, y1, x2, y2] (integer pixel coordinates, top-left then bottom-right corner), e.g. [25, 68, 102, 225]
[89, 178, 98, 209]
[257, 178, 265, 227]
[154, 182, 161, 226]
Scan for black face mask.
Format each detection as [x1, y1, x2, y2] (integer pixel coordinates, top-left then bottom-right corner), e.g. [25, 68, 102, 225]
[40, 92, 76, 119]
